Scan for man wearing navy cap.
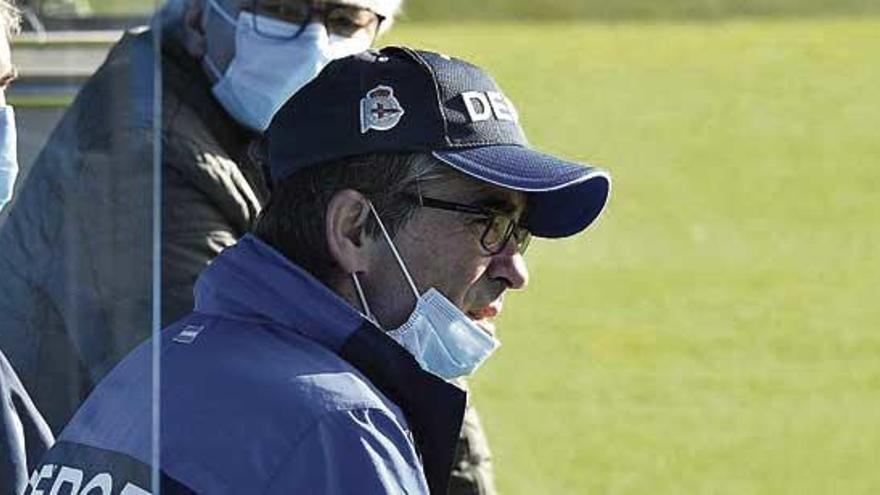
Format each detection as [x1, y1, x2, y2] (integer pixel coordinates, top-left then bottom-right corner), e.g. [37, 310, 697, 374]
[24, 47, 610, 494]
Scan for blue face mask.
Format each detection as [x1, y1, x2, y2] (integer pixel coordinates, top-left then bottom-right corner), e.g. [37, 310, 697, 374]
[0, 106, 18, 212]
[352, 202, 501, 381]
[204, 0, 372, 132]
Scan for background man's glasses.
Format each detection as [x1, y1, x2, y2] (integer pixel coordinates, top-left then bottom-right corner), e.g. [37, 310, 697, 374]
[404, 194, 532, 256]
[249, 0, 385, 40]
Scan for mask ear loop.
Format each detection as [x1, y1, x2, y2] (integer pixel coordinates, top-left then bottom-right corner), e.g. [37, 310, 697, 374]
[207, 0, 237, 25]
[203, 0, 237, 80]
[366, 201, 421, 302]
[203, 54, 224, 80]
[351, 271, 379, 326]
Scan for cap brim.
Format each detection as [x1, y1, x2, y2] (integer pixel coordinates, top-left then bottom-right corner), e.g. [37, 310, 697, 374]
[432, 145, 611, 238]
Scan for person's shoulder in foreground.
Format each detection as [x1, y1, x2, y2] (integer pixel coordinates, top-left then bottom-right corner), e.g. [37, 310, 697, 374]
[24, 236, 453, 495]
[0, 2, 57, 494]
[29, 233, 434, 494]
[24, 46, 611, 494]
[1, 350, 54, 495]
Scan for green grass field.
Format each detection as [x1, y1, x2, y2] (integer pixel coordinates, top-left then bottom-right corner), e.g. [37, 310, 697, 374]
[80, 0, 880, 19]
[400, 0, 880, 21]
[384, 17, 880, 494]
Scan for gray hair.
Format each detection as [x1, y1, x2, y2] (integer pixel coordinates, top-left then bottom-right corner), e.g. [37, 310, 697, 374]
[253, 152, 453, 286]
[0, 0, 20, 37]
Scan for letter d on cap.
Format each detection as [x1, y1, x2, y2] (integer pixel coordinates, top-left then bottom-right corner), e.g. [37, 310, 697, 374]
[462, 91, 492, 122]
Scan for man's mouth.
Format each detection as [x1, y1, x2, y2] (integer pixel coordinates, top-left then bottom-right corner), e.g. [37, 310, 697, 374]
[467, 303, 502, 336]
[468, 304, 499, 320]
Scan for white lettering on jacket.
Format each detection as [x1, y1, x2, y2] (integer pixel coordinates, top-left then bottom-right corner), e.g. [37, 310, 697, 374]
[28, 465, 152, 495]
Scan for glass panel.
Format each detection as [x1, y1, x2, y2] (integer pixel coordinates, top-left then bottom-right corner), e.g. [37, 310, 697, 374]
[1, 0, 161, 492]
[20, 0, 152, 29]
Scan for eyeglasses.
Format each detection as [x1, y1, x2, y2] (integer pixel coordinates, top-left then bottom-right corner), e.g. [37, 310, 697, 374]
[405, 194, 531, 256]
[248, 0, 385, 40]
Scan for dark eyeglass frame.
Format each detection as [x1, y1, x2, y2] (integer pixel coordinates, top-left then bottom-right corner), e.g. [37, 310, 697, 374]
[249, 0, 386, 41]
[404, 194, 531, 256]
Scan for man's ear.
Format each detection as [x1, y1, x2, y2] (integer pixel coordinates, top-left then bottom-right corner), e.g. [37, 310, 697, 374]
[182, 0, 206, 58]
[326, 189, 373, 274]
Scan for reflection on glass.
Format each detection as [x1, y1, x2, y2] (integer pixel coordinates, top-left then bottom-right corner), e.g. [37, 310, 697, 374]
[1, 0, 160, 493]
[2, 2, 498, 494]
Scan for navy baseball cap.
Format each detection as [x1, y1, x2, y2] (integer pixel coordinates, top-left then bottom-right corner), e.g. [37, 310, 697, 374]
[267, 46, 611, 238]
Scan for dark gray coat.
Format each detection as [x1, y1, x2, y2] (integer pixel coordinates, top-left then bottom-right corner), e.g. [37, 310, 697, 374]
[0, 28, 268, 432]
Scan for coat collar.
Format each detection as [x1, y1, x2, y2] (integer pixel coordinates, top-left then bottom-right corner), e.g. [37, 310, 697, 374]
[341, 325, 466, 494]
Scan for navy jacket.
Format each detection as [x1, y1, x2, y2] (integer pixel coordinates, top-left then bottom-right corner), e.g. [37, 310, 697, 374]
[25, 235, 465, 494]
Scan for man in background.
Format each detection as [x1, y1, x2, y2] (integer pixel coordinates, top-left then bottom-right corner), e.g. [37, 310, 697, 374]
[0, 2, 55, 493]
[0, 1, 497, 492]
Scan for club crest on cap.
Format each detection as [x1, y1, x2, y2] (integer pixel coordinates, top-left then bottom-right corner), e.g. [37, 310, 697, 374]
[360, 85, 405, 134]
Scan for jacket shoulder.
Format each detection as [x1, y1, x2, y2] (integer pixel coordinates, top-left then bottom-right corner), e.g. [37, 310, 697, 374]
[55, 316, 406, 493]
[262, 407, 427, 494]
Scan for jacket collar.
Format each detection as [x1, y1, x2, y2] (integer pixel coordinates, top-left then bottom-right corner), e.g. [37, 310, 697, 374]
[194, 235, 466, 493]
[194, 234, 363, 351]
[340, 325, 466, 494]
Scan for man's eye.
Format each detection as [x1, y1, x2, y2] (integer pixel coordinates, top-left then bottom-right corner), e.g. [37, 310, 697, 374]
[328, 16, 358, 30]
[327, 12, 373, 35]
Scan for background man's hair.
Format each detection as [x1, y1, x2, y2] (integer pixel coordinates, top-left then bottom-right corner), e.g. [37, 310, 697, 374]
[253, 152, 450, 285]
[0, 0, 20, 37]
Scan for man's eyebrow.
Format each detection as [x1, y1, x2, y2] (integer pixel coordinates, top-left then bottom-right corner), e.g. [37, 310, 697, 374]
[473, 196, 517, 214]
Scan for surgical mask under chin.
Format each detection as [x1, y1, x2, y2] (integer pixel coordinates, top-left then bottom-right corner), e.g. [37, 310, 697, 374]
[352, 203, 500, 380]
[0, 106, 18, 211]
[204, 0, 371, 132]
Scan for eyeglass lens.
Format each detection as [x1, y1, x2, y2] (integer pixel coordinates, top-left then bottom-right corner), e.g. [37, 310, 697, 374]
[481, 216, 531, 255]
[251, 0, 382, 38]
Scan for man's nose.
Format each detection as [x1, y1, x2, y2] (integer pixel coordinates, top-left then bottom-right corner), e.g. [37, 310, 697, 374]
[489, 240, 529, 290]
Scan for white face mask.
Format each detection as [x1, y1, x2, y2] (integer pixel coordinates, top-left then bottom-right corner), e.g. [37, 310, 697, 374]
[0, 106, 18, 211]
[204, 0, 372, 132]
[352, 202, 500, 380]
